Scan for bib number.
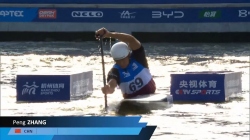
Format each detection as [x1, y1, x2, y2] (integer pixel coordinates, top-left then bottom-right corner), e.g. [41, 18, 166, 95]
[129, 77, 143, 92]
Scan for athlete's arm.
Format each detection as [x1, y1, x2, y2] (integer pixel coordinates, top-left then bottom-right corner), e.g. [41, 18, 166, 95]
[101, 79, 117, 94]
[107, 79, 117, 93]
[95, 28, 141, 51]
[131, 46, 149, 68]
[102, 68, 120, 94]
[106, 32, 141, 51]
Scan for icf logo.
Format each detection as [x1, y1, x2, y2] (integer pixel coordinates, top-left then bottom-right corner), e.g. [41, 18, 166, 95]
[22, 82, 39, 95]
[119, 11, 136, 19]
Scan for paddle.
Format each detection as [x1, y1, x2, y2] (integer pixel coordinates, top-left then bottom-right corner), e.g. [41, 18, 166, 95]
[99, 36, 108, 112]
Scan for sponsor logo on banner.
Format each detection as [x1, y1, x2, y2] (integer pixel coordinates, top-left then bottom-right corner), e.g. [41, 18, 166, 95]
[152, 11, 184, 18]
[22, 82, 39, 95]
[119, 11, 136, 19]
[175, 89, 221, 95]
[38, 9, 57, 19]
[22, 82, 65, 96]
[176, 80, 220, 95]
[199, 10, 221, 18]
[71, 11, 103, 18]
[40, 83, 65, 95]
[0, 10, 23, 17]
[238, 9, 250, 17]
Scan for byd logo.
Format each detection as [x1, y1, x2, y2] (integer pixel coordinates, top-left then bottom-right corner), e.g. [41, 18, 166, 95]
[238, 9, 250, 17]
[71, 11, 103, 18]
[152, 11, 184, 18]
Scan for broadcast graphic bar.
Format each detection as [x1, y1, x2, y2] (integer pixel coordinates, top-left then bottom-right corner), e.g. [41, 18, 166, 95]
[7, 128, 142, 135]
[0, 116, 147, 127]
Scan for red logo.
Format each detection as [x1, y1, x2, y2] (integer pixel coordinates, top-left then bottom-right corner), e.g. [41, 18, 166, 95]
[201, 90, 207, 94]
[15, 129, 21, 133]
[38, 9, 57, 19]
[179, 89, 183, 94]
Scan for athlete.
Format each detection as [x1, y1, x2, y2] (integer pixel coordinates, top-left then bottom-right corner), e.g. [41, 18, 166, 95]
[95, 27, 156, 99]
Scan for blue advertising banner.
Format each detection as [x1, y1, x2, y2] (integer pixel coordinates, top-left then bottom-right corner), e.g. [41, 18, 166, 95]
[0, 0, 249, 4]
[170, 72, 226, 102]
[0, 8, 37, 22]
[1, 7, 250, 23]
[16, 75, 71, 102]
[16, 71, 93, 102]
[170, 71, 242, 102]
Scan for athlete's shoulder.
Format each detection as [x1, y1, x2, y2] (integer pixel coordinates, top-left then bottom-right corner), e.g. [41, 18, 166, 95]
[108, 67, 119, 77]
[130, 45, 149, 68]
[131, 45, 144, 54]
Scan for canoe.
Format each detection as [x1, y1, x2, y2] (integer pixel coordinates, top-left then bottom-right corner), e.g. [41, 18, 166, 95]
[116, 93, 173, 115]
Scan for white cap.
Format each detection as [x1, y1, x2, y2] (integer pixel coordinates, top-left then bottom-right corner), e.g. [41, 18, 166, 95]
[110, 42, 130, 60]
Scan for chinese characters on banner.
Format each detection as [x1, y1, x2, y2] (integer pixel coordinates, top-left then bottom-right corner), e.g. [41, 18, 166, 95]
[179, 80, 217, 88]
[176, 80, 220, 95]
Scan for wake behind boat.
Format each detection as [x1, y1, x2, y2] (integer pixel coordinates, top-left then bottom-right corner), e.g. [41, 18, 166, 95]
[116, 93, 173, 115]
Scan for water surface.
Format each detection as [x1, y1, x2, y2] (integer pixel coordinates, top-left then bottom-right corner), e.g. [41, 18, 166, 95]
[0, 42, 249, 140]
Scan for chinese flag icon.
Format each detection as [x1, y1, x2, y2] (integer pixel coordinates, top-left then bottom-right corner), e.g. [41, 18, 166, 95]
[15, 129, 21, 133]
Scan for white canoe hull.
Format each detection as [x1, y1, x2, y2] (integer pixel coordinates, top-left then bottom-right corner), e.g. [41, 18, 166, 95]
[116, 93, 173, 115]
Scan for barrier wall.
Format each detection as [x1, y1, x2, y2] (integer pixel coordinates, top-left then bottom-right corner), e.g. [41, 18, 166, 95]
[0, 0, 249, 4]
[0, 7, 250, 23]
[0, 1, 250, 41]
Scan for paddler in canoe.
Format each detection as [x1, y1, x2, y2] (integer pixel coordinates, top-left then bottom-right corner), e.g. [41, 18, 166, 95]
[95, 27, 156, 99]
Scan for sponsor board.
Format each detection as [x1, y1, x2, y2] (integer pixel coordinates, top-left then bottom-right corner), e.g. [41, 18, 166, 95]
[2, 0, 250, 4]
[170, 71, 242, 102]
[16, 71, 93, 102]
[0, 7, 250, 23]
